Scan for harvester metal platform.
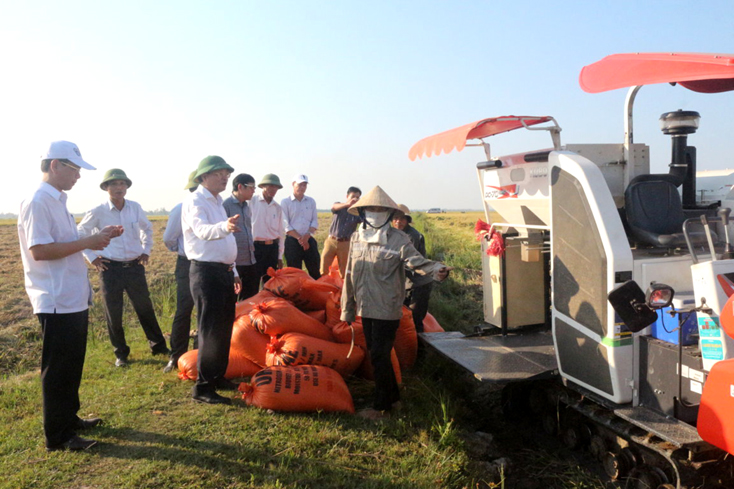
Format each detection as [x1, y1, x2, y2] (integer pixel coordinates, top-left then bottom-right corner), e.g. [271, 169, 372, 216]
[420, 329, 558, 383]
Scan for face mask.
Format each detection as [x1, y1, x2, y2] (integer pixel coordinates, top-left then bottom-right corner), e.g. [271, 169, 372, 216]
[364, 210, 390, 229]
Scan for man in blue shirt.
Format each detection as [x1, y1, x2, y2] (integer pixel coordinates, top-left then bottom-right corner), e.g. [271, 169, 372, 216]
[223, 173, 259, 301]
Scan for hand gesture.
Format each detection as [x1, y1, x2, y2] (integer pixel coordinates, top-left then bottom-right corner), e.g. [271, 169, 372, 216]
[436, 266, 453, 281]
[234, 276, 242, 295]
[227, 214, 241, 233]
[92, 257, 110, 272]
[137, 253, 150, 266]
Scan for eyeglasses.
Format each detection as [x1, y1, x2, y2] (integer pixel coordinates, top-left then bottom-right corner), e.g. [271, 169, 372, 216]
[60, 161, 81, 173]
[243, 184, 256, 189]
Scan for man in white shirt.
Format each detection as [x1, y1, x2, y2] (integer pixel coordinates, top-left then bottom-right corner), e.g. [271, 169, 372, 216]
[162, 171, 198, 373]
[250, 173, 285, 285]
[281, 174, 320, 279]
[182, 155, 241, 405]
[18, 141, 122, 451]
[78, 169, 169, 367]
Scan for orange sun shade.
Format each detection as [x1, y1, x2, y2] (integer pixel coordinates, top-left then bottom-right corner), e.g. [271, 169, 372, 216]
[579, 52, 734, 94]
[408, 116, 552, 161]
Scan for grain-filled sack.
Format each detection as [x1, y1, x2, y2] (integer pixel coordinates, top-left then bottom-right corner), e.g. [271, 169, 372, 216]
[394, 306, 418, 370]
[423, 312, 445, 333]
[266, 332, 364, 377]
[235, 289, 277, 318]
[324, 291, 342, 328]
[304, 309, 326, 324]
[240, 365, 355, 413]
[177, 348, 261, 380]
[231, 314, 270, 367]
[264, 267, 339, 311]
[316, 257, 344, 289]
[249, 298, 334, 341]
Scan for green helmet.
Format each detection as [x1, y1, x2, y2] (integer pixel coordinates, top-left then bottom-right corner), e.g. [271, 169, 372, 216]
[100, 168, 132, 190]
[184, 170, 198, 191]
[193, 156, 234, 182]
[258, 173, 282, 189]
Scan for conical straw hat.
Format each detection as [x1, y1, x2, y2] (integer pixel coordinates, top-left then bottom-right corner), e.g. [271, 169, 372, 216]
[348, 186, 400, 215]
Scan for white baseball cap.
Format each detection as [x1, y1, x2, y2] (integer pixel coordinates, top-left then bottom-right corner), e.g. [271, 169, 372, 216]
[43, 141, 95, 170]
[293, 174, 308, 184]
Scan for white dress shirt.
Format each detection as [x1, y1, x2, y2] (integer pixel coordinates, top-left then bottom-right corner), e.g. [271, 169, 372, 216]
[77, 199, 153, 263]
[281, 194, 318, 236]
[182, 186, 237, 264]
[18, 182, 92, 314]
[163, 202, 186, 257]
[250, 192, 285, 259]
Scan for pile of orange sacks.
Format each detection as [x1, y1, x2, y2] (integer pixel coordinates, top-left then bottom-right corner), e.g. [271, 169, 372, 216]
[177, 263, 444, 414]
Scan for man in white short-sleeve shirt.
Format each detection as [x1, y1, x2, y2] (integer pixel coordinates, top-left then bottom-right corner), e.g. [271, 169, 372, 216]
[18, 140, 122, 451]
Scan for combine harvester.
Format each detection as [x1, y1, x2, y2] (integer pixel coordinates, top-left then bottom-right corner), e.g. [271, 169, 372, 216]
[410, 53, 734, 489]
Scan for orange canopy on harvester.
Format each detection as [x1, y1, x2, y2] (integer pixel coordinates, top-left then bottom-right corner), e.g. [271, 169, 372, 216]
[579, 52, 734, 94]
[408, 115, 553, 161]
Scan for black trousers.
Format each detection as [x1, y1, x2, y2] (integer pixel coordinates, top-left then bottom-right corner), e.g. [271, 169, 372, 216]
[38, 310, 88, 448]
[169, 256, 195, 363]
[284, 235, 321, 280]
[362, 317, 401, 411]
[254, 241, 279, 285]
[236, 264, 260, 301]
[189, 261, 236, 395]
[405, 282, 433, 333]
[100, 261, 167, 359]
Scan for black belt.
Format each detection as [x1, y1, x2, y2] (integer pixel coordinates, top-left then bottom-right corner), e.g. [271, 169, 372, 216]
[191, 260, 234, 272]
[254, 239, 279, 245]
[106, 259, 139, 268]
[329, 236, 351, 242]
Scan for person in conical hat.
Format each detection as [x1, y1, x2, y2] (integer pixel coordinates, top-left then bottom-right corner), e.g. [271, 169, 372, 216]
[341, 186, 451, 420]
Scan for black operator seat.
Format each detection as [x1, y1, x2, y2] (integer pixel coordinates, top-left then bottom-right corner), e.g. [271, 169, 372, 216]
[625, 178, 716, 248]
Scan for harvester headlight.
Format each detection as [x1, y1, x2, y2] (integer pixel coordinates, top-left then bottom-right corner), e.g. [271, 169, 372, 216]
[645, 283, 675, 309]
[659, 110, 700, 135]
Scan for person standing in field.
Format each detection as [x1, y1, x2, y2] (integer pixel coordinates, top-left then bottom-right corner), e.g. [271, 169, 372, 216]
[223, 173, 259, 301]
[320, 186, 362, 278]
[250, 173, 285, 285]
[162, 171, 198, 373]
[182, 155, 241, 405]
[18, 140, 123, 451]
[340, 186, 450, 420]
[77, 169, 169, 367]
[392, 204, 433, 333]
[281, 174, 320, 279]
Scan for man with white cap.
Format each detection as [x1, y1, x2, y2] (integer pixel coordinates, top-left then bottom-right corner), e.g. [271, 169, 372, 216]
[18, 141, 123, 451]
[162, 171, 199, 373]
[182, 155, 242, 405]
[281, 174, 320, 279]
[78, 168, 169, 367]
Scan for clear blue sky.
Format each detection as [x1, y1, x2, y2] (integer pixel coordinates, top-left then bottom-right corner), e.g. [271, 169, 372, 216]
[2, 1, 733, 214]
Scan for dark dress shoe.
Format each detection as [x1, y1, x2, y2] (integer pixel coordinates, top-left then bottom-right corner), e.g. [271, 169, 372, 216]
[215, 379, 240, 391]
[47, 435, 98, 452]
[115, 358, 129, 368]
[162, 360, 176, 373]
[76, 417, 103, 430]
[192, 392, 232, 405]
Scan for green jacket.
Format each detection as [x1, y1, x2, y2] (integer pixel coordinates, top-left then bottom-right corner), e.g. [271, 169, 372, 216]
[340, 227, 444, 322]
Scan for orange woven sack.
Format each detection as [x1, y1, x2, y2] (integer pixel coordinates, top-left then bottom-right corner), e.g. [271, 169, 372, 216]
[265, 332, 365, 378]
[177, 348, 261, 380]
[240, 365, 355, 413]
[332, 319, 365, 347]
[249, 298, 334, 341]
[236, 289, 277, 318]
[177, 349, 199, 380]
[231, 314, 270, 367]
[316, 256, 344, 288]
[304, 309, 326, 324]
[264, 267, 339, 311]
[394, 306, 418, 370]
[423, 312, 445, 333]
[357, 347, 402, 385]
[263, 267, 309, 300]
[324, 291, 342, 328]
